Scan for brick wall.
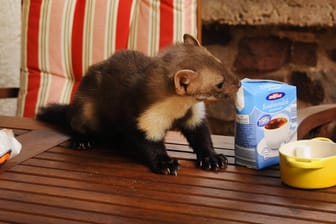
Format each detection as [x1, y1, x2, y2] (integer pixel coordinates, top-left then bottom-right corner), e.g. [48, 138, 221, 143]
[203, 24, 336, 140]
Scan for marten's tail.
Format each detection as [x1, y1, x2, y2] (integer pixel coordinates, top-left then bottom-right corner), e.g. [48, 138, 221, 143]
[36, 104, 71, 130]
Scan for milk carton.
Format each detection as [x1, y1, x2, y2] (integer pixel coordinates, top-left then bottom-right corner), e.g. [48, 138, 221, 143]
[234, 79, 297, 169]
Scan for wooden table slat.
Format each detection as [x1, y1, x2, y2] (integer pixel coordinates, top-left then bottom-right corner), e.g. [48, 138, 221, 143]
[5, 165, 336, 217]
[4, 167, 336, 210]
[0, 188, 240, 224]
[0, 180, 323, 224]
[0, 116, 47, 130]
[12, 157, 336, 203]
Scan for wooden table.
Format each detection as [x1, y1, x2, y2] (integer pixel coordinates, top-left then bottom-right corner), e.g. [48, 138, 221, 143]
[0, 116, 335, 224]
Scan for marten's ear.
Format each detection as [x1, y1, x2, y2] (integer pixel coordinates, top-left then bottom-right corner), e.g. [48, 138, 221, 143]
[183, 34, 201, 46]
[174, 69, 199, 96]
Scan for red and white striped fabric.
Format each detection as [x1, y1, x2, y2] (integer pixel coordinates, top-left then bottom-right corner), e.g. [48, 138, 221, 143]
[18, 0, 198, 117]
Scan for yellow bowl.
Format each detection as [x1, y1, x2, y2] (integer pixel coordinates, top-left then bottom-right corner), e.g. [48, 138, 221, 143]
[279, 138, 336, 189]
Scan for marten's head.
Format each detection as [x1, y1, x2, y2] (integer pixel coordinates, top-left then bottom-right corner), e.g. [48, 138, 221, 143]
[160, 34, 240, 102]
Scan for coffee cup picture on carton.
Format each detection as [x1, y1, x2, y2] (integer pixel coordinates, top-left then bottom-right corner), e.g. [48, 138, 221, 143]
[263, 114, 290, 149]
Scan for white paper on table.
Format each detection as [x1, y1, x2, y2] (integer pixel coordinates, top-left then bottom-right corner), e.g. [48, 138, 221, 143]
[0, 129, 22, 159]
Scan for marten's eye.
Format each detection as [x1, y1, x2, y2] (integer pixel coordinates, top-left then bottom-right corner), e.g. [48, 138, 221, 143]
[216, 82, 224, 90]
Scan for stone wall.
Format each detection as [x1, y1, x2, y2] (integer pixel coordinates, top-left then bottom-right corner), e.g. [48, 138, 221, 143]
[201, 1, 336, 140]
[202, 0, 336, 27]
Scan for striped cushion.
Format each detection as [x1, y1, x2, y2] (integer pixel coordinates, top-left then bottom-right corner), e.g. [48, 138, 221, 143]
[18, 0, 198, 117]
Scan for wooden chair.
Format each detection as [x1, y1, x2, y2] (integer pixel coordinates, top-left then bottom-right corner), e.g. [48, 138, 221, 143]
[297, 104, 336, 140]
[0, 86, 335, 140]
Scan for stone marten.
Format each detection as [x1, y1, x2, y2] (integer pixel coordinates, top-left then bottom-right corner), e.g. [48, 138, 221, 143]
[37, 34, 239, 175]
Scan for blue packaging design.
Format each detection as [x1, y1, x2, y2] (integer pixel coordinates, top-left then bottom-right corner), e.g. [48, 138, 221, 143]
[234, 79, 297, 169]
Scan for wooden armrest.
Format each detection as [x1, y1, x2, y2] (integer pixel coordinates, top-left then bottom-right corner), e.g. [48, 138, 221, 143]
[297, 104, 336, 139]
[0, 87, 19, 98]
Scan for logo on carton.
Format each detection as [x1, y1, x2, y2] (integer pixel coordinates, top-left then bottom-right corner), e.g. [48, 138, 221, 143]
[266, 92, 285, 100]
[257, 114, 271, 127]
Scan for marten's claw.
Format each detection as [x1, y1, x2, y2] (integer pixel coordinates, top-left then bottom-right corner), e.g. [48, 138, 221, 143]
[71, 139, 94, 150]
[198, 153, 228, 171]
[153, 158, 180, 176]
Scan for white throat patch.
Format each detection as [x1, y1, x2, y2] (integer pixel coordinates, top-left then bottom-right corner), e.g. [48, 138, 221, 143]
[184, 102, 206, 129]
[137, 96, 206, 141]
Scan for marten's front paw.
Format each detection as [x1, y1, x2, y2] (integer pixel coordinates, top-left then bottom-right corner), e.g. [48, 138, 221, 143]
[197, 153, 228, 171]
[152, 157, 180, 176]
